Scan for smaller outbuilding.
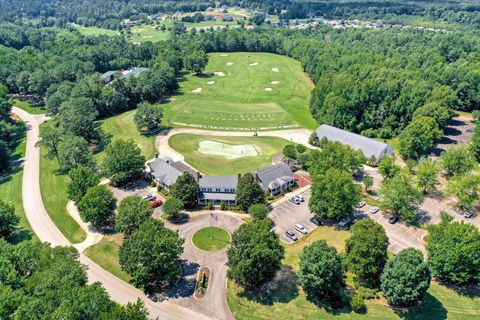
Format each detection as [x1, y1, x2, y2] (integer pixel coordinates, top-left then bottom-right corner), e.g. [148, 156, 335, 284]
[255, 162, 295, 195]
[315, 124, 393, 164]
[101, 71, 116, 84]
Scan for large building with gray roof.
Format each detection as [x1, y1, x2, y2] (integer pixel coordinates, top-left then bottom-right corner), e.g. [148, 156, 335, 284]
[255, 162, 295, 195]
[147, 158, 195, 191]
[315, 124, 393, 163]
[198, 175, 238, 205]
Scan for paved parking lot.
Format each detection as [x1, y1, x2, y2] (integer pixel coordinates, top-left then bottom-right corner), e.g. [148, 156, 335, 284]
[107, 179, 164, 214]
[269, 189, 318, 243]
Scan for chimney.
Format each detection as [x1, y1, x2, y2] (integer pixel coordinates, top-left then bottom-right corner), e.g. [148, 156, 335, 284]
[196, 171, 201, 182]
[254, 172, 259, 182]
[237, 173, 241, 180]
[155, 153, 159, 158]
[286, 159, 290, 166]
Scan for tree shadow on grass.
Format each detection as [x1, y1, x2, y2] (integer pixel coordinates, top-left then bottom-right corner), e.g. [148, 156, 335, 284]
[9, 228, 33, 244]
[237, 265, 299, 305]
[438, 281, 480, 298]
[304, 288, 353, 316]
[394, 292, 447, 320]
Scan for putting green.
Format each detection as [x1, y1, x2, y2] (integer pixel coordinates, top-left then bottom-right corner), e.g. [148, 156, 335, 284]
[198, 140, 259, 159]
[169, 133, 292, 175]
[192, 227, 231, 251]
[162, 52, 317, 130]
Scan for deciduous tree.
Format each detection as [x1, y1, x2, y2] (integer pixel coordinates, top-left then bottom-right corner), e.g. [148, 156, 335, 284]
[0, 200, 19, 238]
[119, 219, 184, 293]
[381, 248, 431, 307]
[440, 146, 475, 176]
[378, 156, 400, 180]
[57, 135, 94, 174]
[67, 166, 100, 202]
[134, 102, 162, 132]
[102, 139, 145, 185]
[236, 173, 265, 211]
[248, 204, 269, 220]
[170, 172, 200, 209]
[227, 219, 284, 289]
[78, 185, 116, 228]
[345, 219, 389, 288]
[116, 196, 153, 236]
[309, 168, 361, 220]
[299, 240, 344, 300]
[416, 158, 440, 193]
[399, 116, 442, 160]
[445, 174, 480, 210]
[162, 197, 184, 220]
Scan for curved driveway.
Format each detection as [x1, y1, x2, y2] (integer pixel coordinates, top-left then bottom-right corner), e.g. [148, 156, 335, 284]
[13, 107, 211, 320]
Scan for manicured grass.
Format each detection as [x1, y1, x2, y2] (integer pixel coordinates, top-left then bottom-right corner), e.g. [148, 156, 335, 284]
[72, 23, 120, 37]
[39, 125, 86, 244]
[95, 110, 157, 162]
[162, 52, 317, 130]
[168, 133, 291, 175]
[0, 136, 36, 243]
[192, 227, 231, 251]
[14, 100, 45, 115]
[227, 226, 480, 320]
[84, 234, 132, 282]
[129, 24, 170, 43]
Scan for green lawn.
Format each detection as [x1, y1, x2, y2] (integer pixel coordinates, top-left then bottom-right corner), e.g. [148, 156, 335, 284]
[0, 135, 36, 243]
[192, 227, 231, 251]
[129, 24, 170, 43]
[84, 234, 131, 282]
[227, 226, 480, 320]
[39, 125, 86, 244]
[72, 23, 120, 37]
[14, 100, 45, 115]
[95, 110, 157, 162]
[162, 52, 317, 130]
[168, 133, 291, 175]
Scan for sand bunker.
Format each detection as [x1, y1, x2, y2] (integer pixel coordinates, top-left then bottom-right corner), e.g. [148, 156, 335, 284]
[220, 54, 228, 57]
[192, 88, 203, 93]
[206, 81, 215, 85]
[272, 68, 279, 72]
[226, 62, 234, 65]
[271, 81, 280, 85]
[198, 140, 259, 159]
[264, 88, 273, 92]
[214, 72, 226, 77]
[249, 62, 259, 66]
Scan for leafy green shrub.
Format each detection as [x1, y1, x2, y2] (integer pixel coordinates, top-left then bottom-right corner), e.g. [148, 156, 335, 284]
[351, 295, 367, 314]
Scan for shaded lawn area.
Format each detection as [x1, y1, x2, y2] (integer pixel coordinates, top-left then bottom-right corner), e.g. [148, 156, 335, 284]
[192, 227, 231, 251]
[39, 125, 86, 244]
[168, 133, 291, 175]
[14, 100, 46, 115]
[95, 110, 157, 162]
[84, 234, 131, 283]
[71, 23, 120, 37]
[227, 226, 480, 320]
[0, 136, 36, 243]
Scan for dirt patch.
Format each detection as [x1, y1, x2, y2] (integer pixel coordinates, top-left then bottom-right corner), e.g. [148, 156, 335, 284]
[264, 88, 273, 92]
[249, 62, 259, 66]
[272, 68, 279, 72]
[192, 88, 203, 93]
[214, 72, 226, 77]
[206, 81, 215, 85]
[271, 81, 280, 85]
[226, 62, 234, 65]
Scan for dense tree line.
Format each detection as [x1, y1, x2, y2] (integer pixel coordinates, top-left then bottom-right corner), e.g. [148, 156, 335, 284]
[0, 85, 23, 172]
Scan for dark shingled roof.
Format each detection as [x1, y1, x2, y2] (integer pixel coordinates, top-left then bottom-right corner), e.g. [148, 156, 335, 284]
[256, 163, 294, 190]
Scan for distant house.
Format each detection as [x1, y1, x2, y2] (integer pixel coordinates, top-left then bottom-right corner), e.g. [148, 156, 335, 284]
[206, 7, 214, 12]
[255, 163, 295, 195]
[120, 67, 149, 79]
[100, 71, 115, 84]
[205, 14, 216, 21]
[198, 175, 238, 205]
[147, 158, 196, 191]
[315, 124, 393, 164]
[124, 20, 138, 27]
[222, 15, 234, 22]
[221, 4, 229, 10]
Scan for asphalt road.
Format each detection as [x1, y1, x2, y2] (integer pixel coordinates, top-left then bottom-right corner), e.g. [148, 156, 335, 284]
[13, 107, 211, 320]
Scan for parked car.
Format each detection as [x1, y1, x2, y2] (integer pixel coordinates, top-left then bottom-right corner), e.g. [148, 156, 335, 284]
[151, 200, 163, 208]
[310, 216, 322, 226]
[388, 216, 398, 224]
[368, 207, 379, 214]
[142, 194, 155, 201]
[285, 230, 298, 241]
[295, 195, 305, 202]
[355, 201, 366, 208]
[464, 211, 474, 218]
[338, 217, 352, 228]
[289, 197, 300, 205]
[295, 224, 308, 234]
[147, 293, 158, 302]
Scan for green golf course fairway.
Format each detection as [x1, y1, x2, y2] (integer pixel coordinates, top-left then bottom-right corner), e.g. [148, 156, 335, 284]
[168, 133, 292, 175]
[162, 52, 317, 130]
[192, 227, 231, 251]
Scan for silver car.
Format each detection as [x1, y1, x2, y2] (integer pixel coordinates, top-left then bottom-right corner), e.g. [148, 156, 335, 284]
[295, 224, 308, 234]
[368, 207, 379, 214]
